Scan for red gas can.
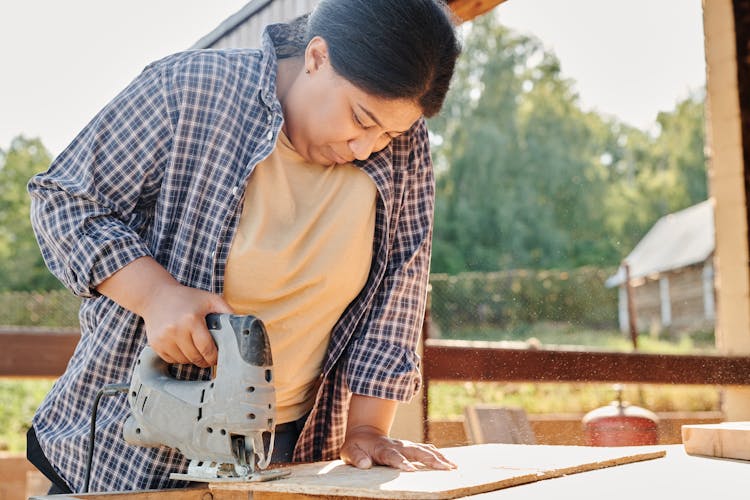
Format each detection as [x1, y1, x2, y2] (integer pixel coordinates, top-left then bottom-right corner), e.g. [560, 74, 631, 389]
[582, 386, 659, 446]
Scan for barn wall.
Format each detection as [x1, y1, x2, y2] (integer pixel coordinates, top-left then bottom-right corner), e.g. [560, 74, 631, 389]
[632, 278, 662, 333]
[669, 266, 715, 332]
[197, 0, 319, 49]
[630, 264, 714, 335]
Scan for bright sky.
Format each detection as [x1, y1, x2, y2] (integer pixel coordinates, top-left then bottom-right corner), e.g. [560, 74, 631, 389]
[0, 0, 705, 156]
[497, 0, 705, 131]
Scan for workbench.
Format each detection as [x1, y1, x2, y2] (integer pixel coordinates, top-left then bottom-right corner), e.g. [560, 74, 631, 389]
[31, 444, 749, 500]
[469, 445, 750, 499]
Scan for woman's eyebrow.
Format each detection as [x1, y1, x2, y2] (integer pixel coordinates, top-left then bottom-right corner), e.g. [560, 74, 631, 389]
[357, 103, 409, 134]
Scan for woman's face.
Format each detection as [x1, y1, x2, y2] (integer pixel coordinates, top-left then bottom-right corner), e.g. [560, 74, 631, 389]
[282, 37, 423, 166]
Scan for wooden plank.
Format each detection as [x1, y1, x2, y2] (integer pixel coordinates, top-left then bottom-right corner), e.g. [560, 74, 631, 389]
[3, 329, 750, 387]
[210, 444, 665, 499]
[0, 453, 47, 500]
[463, 406, 535, 445]
[0, 329, 79, 377]
[424, 339, 750, 385]
[29, 487, 215, 500]
[682, 421, 750, 460]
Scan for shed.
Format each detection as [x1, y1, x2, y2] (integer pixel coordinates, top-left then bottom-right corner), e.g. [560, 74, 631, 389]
[606, 200, 716, 335]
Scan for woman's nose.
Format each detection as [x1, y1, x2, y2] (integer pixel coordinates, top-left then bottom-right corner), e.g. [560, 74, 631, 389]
[348, 131, 379, 161]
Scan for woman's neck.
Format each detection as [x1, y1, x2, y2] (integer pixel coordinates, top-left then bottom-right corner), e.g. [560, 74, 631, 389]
[276, 57, 304, 105]
[275, 56, 304, 136]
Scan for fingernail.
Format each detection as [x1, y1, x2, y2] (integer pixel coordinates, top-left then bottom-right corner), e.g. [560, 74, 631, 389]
[357, 458, 370, 468]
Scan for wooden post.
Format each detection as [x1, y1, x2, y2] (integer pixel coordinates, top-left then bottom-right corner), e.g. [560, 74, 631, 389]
[421, 288, 431, 443]
[704, 0, 750, 419]
[624, 262, 638, 350]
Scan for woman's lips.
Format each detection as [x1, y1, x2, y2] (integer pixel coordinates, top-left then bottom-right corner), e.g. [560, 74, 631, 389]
[328, 147, 351, 164]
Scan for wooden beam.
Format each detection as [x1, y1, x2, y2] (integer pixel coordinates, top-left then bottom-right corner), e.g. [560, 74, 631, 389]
[29, 487, 215, 500]
[424, 339, 750, 385]
[0, 328, 78, 378]
[5, 330, 750, 387]
[447, 0, 507, 22]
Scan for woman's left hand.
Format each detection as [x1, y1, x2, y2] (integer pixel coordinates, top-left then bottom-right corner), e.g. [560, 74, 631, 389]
[340, 425, 457, 471]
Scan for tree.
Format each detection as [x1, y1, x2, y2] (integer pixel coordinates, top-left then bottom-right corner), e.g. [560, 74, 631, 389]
[428, 13, 708, 274]
[603, 92, 707, 257]
[0, 136, 61, 291]
[428, 13, 614, 272]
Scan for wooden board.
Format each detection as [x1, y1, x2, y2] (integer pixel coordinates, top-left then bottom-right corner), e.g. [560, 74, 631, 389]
[463, 406, 535, 444]
[0, 452, 50, 500]
[682, 421, 750, 460]
[210, 444, 666, 499]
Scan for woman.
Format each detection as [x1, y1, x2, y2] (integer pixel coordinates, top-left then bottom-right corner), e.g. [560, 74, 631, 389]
[27, 0, 461, 493]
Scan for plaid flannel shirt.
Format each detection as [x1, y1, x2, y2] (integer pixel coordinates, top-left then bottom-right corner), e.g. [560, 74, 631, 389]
[28, 22, 434, 492]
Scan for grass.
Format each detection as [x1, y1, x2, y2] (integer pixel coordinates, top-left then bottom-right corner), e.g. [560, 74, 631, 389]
[429, 382, 721, 419]
[433, 321, 718, 354]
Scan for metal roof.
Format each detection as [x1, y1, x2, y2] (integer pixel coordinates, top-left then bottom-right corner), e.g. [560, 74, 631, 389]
[191, 0, 273, 49]
[605, 199, 715, 287]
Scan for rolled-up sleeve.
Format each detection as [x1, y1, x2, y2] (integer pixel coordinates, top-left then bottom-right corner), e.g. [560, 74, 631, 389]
[345, 120, 434, 402]
[28, 62, 172, 298]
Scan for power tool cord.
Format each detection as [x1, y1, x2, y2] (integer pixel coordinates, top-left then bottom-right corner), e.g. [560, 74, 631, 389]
[83, 383, 129, 493]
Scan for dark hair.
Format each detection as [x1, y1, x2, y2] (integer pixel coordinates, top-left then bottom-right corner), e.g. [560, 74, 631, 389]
[306, 0, 461, 118]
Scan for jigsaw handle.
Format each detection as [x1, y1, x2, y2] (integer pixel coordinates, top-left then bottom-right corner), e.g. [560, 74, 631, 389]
[205, 313, 273, 368]
[124, 313, 277, 471]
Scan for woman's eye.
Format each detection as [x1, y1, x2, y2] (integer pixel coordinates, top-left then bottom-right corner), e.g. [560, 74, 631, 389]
[353, 113, 366, 128]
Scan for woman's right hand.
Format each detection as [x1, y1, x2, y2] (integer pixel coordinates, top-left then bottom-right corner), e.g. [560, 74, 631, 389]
[96, 256, 233, 368]
[140, 281, 234, 367]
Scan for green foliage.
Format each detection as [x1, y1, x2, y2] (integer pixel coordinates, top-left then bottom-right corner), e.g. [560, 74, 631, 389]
[430, 267, 618, 335]
[0, 136, 62, 291]
[0, 289, 80, 327]
[0, 379, 55, 451]
[428, 13, 708, 273]
[603, 92, 708, 254]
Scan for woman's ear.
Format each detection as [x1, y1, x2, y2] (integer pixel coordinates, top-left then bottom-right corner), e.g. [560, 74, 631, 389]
[304, 36, 330, 74]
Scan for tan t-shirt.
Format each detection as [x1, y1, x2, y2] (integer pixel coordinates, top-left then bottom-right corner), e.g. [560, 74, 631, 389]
[223, 131, 376, 423]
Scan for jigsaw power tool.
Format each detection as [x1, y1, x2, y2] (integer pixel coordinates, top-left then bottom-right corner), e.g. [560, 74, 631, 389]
[122, 313, 288, 482]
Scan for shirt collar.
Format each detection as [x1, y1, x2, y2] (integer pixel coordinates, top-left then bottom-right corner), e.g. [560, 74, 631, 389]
[258, 20, 308, 110]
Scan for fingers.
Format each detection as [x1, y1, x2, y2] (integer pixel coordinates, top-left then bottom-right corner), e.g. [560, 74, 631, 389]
[190, 325, 218, 366]
[143, 288, 233, 367]
[396, 442, 456, 470]
[148, 324, 186, 365]
[152, 313, 210, 367]
[374, 447, 417, 472]
[341, 444, 373, 469]
[342, 436, 457, 472]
